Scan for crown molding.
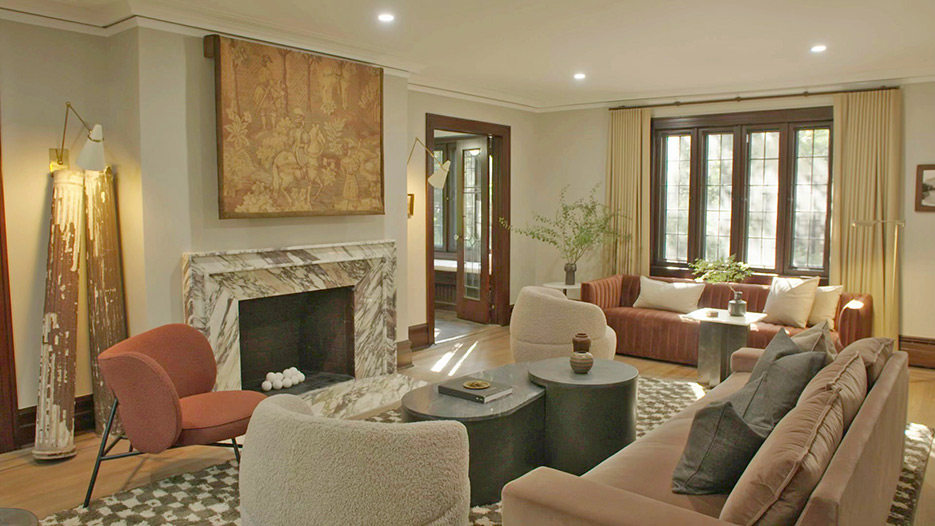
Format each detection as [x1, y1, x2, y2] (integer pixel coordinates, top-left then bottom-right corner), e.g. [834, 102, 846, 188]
[2, 5, 933, 114]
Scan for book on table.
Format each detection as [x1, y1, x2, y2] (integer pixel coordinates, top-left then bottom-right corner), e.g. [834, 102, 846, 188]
[438, 377, 513, 403]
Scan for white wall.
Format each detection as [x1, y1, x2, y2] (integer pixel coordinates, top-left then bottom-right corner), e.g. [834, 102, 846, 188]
[900, 82, 935, 339]
[406, 91, 540, 328]
[0, 19, 108, 408]
[0, 21, 410, 409]
[532, 108, 608, 286]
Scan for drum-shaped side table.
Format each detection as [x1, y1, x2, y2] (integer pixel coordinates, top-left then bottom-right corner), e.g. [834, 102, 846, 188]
[527, 358, 638, 475]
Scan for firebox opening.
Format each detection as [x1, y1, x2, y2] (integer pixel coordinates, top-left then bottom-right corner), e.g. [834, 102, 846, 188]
[238, 286, 355, 395]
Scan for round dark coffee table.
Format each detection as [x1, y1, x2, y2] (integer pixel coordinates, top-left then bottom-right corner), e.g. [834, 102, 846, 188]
[0, 509, 39, 526]
[527, 358, 639, 475]
[401, 362, 546, 506]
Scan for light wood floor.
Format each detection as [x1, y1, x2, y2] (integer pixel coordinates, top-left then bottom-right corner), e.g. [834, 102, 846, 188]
[2, 324, 934, 522]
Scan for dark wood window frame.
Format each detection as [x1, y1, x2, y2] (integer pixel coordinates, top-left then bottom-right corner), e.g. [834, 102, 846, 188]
[651, 107, 833, 280]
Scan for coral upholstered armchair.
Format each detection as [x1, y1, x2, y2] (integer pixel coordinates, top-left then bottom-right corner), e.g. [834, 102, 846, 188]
[84, 324, 266, 507]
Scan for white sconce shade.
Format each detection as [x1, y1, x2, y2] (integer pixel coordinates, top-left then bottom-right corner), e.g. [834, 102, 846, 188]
[427, 160, 451, 189]
[76, 124, 105, 171]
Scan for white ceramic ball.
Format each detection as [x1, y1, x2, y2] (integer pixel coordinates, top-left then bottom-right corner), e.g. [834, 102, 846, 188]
[282, 378, 293, 388]
[272, 378, 283, 389]
[261, 380, 272, 391]
[297, 372, 306, 382]
[266, 372, 276, 381]
[274, 372, 284, 381]
[290, 367, 299, 374]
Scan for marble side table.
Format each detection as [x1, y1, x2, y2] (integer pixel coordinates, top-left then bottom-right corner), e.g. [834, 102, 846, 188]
[683, 308, 767, 387]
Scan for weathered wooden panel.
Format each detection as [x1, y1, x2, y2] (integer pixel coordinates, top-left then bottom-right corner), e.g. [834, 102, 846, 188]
[84, 169, 127, 434]
[34, 170, 84, 460]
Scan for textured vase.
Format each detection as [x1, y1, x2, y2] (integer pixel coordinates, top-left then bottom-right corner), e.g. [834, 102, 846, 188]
[564, 263, 577, 286]
[728, 289, 747, 317]
[570, 332, 594, 374]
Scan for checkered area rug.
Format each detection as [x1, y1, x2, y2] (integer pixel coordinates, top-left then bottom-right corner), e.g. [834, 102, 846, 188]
[40, 377, 932, 525]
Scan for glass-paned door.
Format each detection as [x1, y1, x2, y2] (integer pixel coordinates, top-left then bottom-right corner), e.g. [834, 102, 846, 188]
[456, 143, 490, 323]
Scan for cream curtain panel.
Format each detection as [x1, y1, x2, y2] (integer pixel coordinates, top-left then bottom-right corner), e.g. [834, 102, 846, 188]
[830, 89, 902, 339]
[605, 108, 652, 276]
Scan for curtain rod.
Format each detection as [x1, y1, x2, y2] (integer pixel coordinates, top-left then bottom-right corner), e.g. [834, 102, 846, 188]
[608, 85, 899, 111]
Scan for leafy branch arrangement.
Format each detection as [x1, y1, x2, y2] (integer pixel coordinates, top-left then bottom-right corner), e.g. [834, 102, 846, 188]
[500, 185, 623, 264]
[689, 255, 753, 284]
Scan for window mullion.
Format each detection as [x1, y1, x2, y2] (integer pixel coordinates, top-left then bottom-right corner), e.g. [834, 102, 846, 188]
[730, 125, 745, 260]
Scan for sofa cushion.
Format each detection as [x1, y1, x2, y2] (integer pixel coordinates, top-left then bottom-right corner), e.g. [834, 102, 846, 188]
[789, 321, 837, 362]
[633, 276, 706, 314]
[583, 373, 750, 518]
[672, 332, 826, 495]
[605, 307, 699, 364]
[808, 285, 843, 329]
[720, 388, 845, 525]
[842, 337, 894, 386]
[763, 276, 820, 328]
[797, 347, 867, 429]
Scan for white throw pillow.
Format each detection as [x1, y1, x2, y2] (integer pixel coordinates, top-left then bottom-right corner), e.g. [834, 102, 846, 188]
[633, 276, 705, 314]
[763, 277, 820, 329]
[808, 285, 843, 329]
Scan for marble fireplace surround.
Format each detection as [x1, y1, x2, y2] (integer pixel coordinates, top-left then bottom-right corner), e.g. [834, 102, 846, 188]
[182, 240, 397, 391]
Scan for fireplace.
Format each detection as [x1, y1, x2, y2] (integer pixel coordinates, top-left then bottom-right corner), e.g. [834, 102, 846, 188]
[239, 287, 355, 394]
[182, 241, 397, 391]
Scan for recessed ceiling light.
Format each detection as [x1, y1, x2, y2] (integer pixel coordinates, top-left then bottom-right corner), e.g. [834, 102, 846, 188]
[811, 44, 827, 53]
[378, 13, 395, 23]
[574, 73, 586, 80]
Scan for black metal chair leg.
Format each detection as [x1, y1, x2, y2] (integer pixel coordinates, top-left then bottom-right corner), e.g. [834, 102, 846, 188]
[231, 438, 241, 462]
[84, 400, 118, 508]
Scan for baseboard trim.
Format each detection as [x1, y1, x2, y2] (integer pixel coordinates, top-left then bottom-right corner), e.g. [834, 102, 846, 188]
[16, 394, 96, 448]
[396, 340, 413, 369]
[900, 335, 935, 369]
[409, 323, 430, 350]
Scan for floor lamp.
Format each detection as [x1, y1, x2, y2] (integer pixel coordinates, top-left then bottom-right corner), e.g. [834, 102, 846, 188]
[850, 219, 905, 342]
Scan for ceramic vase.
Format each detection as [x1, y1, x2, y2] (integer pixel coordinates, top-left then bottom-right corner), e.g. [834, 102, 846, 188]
[570, 332, 594, 374]
[564, 263, 577, 285]
[728, 289, 747, 317]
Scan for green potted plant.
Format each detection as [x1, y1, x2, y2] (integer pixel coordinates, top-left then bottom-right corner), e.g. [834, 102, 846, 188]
[689, 255, 753, 316]
[688, 255, 752, 284]
[501, 185, 623, 285]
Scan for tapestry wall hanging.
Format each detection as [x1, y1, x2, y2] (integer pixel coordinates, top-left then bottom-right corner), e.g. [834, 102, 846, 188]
[205, 35, 384, 218]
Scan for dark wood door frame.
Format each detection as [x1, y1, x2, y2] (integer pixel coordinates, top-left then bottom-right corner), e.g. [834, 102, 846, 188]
[425, 114, 511, 346]
[0, 114, 19, 453]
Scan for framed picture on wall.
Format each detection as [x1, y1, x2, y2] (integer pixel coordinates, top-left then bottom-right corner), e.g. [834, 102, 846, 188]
[917, 164, 935, 212]
[204, 35, 384, 218]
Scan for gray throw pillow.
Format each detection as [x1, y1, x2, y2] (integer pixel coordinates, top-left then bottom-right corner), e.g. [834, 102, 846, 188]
[672, 330, 826, 495]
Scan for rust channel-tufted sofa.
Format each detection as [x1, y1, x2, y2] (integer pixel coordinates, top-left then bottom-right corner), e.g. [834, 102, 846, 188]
[581, 274, 873, 365]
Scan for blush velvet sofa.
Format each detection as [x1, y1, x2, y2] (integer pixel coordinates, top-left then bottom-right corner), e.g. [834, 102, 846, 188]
[502, 346, 909, 526]
[581, 274, 873, 365]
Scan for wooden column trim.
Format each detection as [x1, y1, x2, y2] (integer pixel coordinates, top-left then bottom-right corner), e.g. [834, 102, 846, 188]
[0, 115, 18, 454]
[900, 336, 935, 369]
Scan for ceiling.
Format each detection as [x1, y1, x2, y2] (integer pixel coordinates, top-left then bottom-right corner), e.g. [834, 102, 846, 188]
[3, 0, 934, 109]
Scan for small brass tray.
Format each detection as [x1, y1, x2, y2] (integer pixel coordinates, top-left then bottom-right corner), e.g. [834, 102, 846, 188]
[463, 380, 491, 390]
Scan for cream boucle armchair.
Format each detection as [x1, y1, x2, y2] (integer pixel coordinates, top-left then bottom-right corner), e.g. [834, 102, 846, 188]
[240, 394, 470, 526]
[510, 286, 617, 363]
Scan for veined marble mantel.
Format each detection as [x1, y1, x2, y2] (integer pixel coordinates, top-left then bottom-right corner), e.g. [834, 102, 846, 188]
[182, 241, 397, 391]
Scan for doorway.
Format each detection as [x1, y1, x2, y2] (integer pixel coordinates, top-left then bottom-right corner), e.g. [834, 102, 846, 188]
[425, 114, 510, 346]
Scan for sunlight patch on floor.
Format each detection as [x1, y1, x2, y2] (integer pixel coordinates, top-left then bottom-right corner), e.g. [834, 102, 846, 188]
[448, 342, 478, 377]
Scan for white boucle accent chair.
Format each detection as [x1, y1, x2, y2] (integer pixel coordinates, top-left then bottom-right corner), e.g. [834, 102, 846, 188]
[239, 394, 470, 526]
[510, 286, 617, 363]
